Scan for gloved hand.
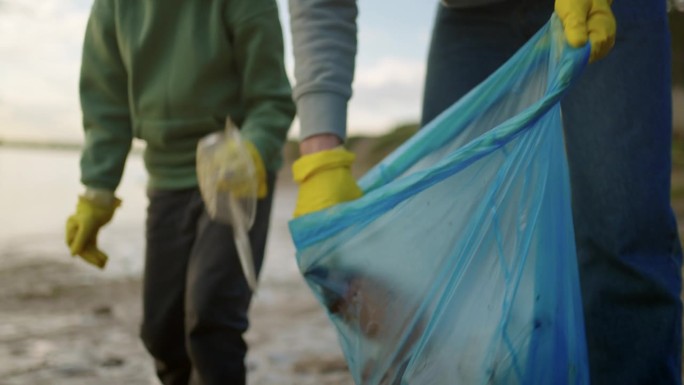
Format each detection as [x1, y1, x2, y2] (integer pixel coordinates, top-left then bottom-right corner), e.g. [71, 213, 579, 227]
[65, 193, 120, 269]
[292, 147, 363, 217]
[555, 0, 616, 62]
[211, 139, 267, 198]
[244, 140, 268, 199]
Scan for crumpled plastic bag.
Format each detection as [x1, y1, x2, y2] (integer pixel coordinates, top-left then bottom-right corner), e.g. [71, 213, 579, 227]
[289, 15, 590, 385]
[196, 119, 259, 290]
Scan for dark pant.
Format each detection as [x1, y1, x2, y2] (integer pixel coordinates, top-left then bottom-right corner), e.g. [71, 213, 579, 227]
[422, 1, 682, 384]
[140, 176, 274, 385]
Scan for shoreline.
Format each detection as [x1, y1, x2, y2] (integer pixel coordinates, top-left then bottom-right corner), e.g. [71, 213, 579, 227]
[0, 176, 354, 385]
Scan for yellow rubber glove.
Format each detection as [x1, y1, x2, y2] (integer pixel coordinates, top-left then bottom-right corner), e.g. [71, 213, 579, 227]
[292, 147, 363, 217]
[212, 140, 267, 199]
[245, 141, 268, 199]
[65, 195, 120, 269]
[555, 0, 616, 62]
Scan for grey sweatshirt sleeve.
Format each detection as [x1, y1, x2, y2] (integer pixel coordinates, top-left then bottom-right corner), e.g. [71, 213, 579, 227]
[288, 0, 358, 141]
[441, 0, 506, 8]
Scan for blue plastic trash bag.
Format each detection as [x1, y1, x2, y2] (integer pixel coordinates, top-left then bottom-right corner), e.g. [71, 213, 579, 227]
[289, 15, 590, 385]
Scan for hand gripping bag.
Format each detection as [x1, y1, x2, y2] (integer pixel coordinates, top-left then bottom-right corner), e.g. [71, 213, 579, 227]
[289, 15, 590, 385]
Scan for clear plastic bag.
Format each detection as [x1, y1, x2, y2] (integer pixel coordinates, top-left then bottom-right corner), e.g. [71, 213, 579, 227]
[196, 119, 258, 290]
[289, 16, 590, 384]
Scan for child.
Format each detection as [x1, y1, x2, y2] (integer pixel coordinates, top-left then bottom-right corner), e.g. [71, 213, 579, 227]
[64, 0, 295, 383]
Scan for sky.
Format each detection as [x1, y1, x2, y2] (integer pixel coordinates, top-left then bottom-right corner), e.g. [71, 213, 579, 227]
[0, 0, 435, 143]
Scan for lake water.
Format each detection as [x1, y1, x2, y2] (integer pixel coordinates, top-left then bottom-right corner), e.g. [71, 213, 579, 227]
[0, 146, 301, 282]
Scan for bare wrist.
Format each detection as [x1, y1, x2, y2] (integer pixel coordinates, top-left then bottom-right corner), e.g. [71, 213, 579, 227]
[299, 134, 343, 155]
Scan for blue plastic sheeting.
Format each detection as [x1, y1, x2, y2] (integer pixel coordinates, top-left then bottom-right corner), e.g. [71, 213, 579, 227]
[289, 15, 590, 385]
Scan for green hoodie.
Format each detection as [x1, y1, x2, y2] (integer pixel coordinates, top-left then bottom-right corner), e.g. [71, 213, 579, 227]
[80, 0, 295, 190]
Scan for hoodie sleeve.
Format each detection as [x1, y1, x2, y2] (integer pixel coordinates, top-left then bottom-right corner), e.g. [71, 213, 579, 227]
[79, 0, 132, 191]
[288, 0, 358, 141]
[227, 0, 296, 171]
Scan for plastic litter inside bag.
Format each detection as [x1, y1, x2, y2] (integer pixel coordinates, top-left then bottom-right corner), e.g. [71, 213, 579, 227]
[289, 15, 590, 385]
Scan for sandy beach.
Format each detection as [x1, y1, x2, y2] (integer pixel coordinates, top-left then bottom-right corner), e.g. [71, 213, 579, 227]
[0, 154, 354, 385]
[0, 256, 354, 385]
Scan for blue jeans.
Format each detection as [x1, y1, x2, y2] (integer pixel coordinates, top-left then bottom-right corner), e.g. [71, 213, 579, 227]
[140, 177, 274, 385]
[422, 1, 683, 384]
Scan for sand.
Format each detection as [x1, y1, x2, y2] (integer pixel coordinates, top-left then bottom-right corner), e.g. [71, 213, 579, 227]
[0, 177, 354, 385]
[0, 260, 354, 385]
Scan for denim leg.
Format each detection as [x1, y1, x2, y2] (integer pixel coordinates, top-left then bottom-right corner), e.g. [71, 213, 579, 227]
[421, 0, 553, 126]
[421, 1, 682, 384]
[141, 188, 199, 385]
[561, 3, 683, 384]
[184, 175, 275, 385]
